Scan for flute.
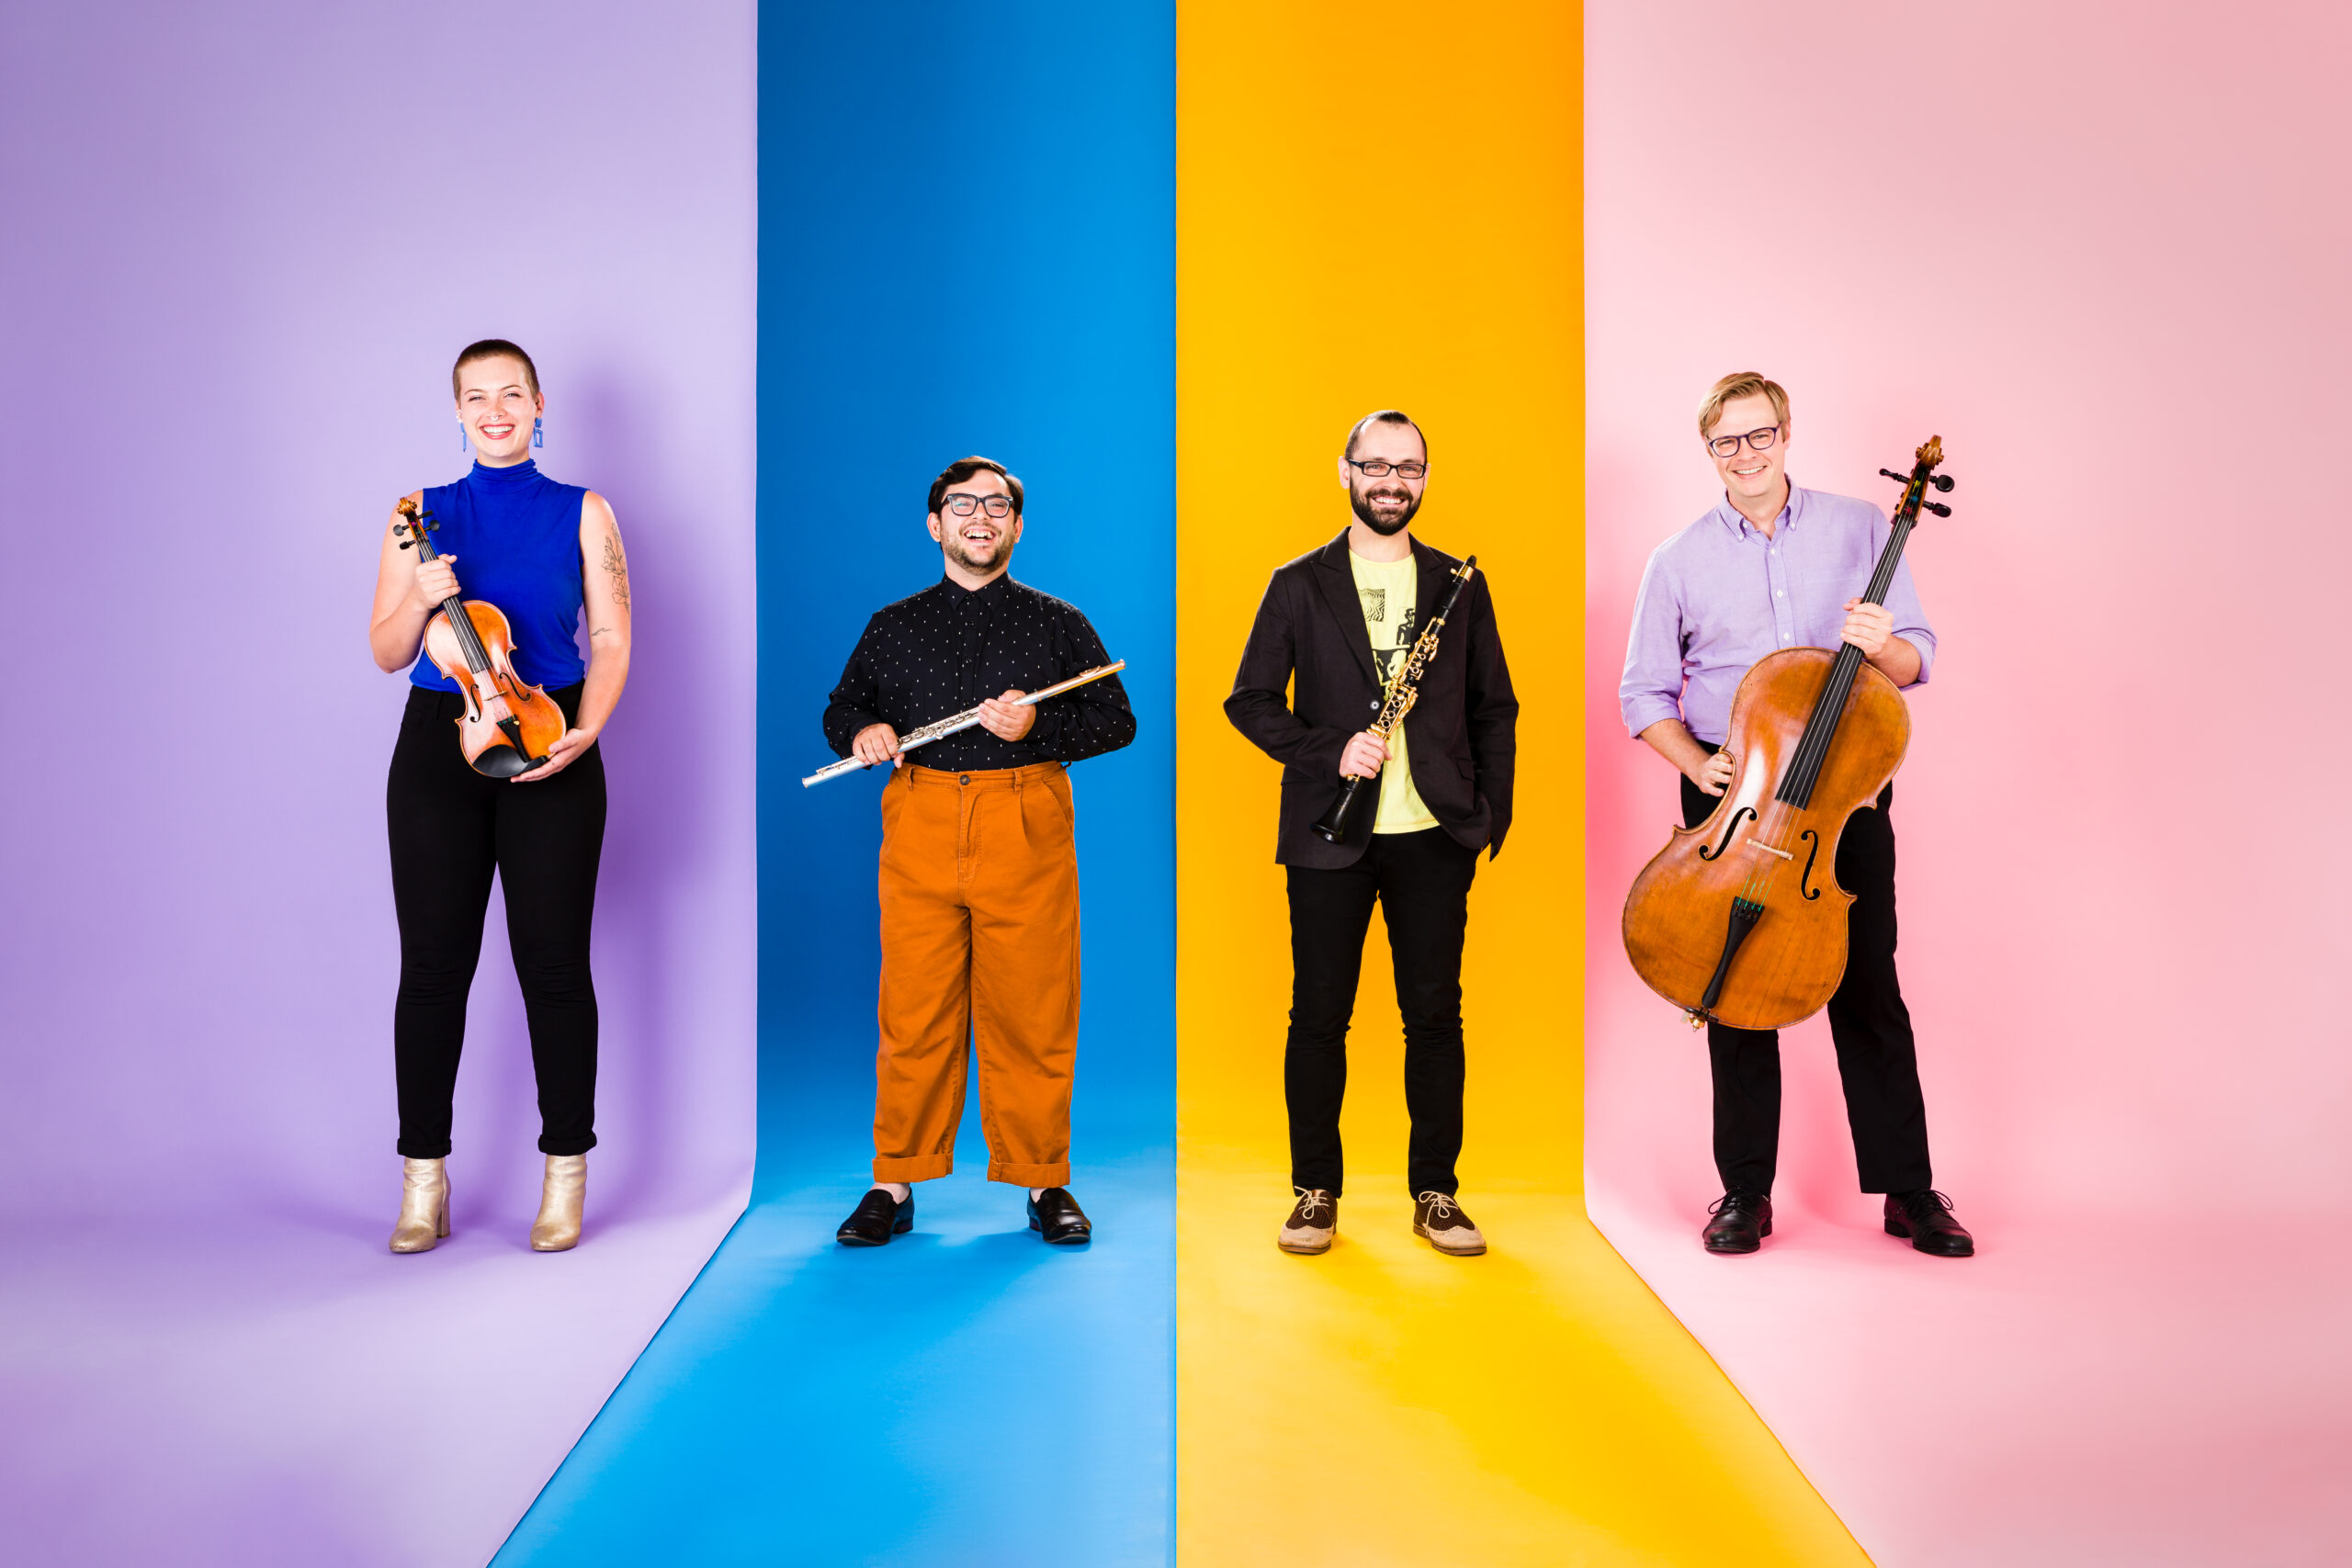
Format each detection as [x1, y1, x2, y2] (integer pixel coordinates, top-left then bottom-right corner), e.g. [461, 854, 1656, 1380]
[802, 660, 1128, 787]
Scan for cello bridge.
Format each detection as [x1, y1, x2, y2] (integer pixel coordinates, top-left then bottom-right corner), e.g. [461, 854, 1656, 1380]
[1745, 838, 1793, 861]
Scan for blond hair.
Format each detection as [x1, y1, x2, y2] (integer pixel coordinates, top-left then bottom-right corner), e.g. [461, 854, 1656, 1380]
[1697, 372, 1789, 439]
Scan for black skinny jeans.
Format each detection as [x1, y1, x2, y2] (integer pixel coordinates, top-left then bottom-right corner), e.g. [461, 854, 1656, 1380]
[1284, 826, 1480, 1199]
[388, 682, 605, 1159]
[1682, 747, 1932, 1197]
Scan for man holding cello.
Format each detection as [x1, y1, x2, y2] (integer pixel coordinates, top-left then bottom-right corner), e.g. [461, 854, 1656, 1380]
[1619, 372, 1974, 1258]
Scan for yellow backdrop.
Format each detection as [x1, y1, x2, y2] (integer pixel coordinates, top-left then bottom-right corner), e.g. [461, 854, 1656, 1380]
[1174, 4, 1870, 1562]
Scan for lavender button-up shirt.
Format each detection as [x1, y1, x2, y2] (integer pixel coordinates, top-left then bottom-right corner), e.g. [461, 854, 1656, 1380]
[1619, 484, 1936, 746]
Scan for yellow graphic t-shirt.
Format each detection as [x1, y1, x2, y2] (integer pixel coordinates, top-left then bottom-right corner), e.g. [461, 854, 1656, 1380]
[1350, 549, 1440, 835]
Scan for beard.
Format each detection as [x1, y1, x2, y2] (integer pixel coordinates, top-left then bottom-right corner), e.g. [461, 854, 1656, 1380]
[943, 527, 1015, 577]
[1350, 484, 1421, 536]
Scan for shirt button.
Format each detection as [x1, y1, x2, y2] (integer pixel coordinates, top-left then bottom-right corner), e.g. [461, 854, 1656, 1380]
[1369, 700, 1379, 711]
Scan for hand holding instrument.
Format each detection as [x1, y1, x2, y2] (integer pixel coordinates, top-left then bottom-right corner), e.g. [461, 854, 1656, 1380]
[1311, 557, 1479, 844]
[1621, 440, 1955, 1030]
[801, 660, 1127, 787]
[394, 497, 567, 778]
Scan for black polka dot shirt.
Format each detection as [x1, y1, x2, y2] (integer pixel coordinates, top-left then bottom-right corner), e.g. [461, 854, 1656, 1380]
[822, 573, 1136, 771]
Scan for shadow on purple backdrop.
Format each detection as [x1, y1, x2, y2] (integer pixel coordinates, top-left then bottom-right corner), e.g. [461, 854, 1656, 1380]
[0, 6, 758, 1564]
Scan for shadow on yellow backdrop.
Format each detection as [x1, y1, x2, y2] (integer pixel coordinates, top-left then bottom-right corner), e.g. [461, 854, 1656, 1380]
[1174, 4, 1869, 1562]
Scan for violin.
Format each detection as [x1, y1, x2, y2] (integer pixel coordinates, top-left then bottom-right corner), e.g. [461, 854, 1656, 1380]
[1621, 437, 1955, 1031]
[393, 497, 567, 778]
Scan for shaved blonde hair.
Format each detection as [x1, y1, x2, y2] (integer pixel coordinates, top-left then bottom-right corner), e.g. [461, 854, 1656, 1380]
[1697, 372, 1790, 438]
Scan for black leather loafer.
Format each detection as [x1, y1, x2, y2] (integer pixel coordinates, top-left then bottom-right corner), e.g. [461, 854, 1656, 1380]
[1027, 1187, 1092, 1246]
[1884, 1189, 1974, 1257]
[1703, 1190, 1773, 1255]
[835, 1188, 912, 1247]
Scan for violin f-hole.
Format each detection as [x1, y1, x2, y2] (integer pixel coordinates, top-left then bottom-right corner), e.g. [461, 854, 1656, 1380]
[1697, 806, 1757, 862]
[1798, 829, 1823, 900]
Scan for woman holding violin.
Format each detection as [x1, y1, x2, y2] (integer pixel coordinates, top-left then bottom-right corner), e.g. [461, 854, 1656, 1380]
[367, 339, 632, 1254]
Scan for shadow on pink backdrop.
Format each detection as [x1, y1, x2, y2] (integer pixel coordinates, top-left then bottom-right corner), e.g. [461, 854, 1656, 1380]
[1586, 4, 2350, 1562]
[0, 6, 756, 1564]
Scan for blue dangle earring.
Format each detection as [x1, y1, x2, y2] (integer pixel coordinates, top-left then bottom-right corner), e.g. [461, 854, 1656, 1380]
[458, 420, 469, 454]
[532, 416, 545, 449]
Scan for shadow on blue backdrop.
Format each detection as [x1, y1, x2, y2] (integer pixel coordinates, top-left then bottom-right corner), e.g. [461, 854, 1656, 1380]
[494, 6, 1174, 1563]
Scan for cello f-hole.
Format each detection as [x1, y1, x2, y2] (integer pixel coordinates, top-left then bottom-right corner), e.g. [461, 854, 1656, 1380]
[1798, 829, 1823, 900]
[1697, 806, 1757, 862]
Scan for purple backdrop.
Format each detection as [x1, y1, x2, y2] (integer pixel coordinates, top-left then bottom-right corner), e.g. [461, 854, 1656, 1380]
[0, 6, 757, 1562]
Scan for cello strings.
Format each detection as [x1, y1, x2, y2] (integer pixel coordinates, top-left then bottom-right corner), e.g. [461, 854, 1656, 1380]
[1719, 469, 1930, 941]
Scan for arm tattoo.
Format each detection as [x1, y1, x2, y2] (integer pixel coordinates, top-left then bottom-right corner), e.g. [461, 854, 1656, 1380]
[600, 531, 631, 610]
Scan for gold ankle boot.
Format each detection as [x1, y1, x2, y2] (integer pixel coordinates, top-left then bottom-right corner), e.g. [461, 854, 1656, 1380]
[530, 1154, 587, 1251]
[390, 1158, 449, 1253]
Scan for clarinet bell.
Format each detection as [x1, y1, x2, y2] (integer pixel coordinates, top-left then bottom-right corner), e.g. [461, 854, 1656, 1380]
[1311, 776, 1365, 844]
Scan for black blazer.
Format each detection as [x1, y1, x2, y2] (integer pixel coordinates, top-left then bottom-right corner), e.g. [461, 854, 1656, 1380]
[1227, 531, 1518, 868]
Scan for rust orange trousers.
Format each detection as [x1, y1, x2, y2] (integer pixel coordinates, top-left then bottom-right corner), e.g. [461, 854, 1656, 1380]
[872, 761, 1080, 1186]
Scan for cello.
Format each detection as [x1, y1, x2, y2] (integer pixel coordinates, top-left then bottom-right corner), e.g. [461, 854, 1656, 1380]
[392, 496, 568, 778]
[1621, 437, 1955, 1031]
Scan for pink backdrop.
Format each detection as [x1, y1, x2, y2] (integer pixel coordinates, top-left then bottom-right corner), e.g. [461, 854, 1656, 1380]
[1584, 4, 2352, 1562]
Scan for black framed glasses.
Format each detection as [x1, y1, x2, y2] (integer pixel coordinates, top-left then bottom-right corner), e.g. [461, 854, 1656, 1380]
[941, 493, 1015, 517]
[1706, 425, 1781, 458]
[1346, 458, 1428, 479]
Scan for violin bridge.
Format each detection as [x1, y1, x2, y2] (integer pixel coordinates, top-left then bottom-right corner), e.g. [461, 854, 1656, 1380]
[1745, 838, 1793, 861]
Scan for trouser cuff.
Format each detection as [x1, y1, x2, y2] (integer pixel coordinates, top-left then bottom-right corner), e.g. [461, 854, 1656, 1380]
[989, 1159, 1070, 1187]
[397, 1139, 453, 1159]
[874, 1153, 955, 1182]
[538, 1133, 598, 1156]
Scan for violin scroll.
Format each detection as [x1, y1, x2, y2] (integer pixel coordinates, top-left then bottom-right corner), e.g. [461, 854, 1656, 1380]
[393, 497, 440, 551]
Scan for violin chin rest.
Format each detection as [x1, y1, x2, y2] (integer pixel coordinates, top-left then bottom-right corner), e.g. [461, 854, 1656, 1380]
[470, 746, 533, 780]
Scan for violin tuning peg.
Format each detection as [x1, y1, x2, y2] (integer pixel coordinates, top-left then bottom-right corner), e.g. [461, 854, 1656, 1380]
[1923, 500, 1951, 517]
[398, 539, 413, 549]
[1930, 473, 1955, 492]
[1879, 468, 1908, 484]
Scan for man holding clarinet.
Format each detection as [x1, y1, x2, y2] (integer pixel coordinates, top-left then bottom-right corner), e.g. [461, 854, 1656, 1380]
[1227, 411, 1518, 1258]
[821, 456, 1135, 1247]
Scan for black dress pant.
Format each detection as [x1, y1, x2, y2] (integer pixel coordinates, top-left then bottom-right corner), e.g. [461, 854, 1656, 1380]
[387, 682, 605, 1159]
[1682, 753, 1932, 1197]
[1284, 827, 1479, 1198]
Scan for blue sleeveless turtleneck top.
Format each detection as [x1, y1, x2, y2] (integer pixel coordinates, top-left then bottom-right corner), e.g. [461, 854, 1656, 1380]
[410, 460, 589, 692]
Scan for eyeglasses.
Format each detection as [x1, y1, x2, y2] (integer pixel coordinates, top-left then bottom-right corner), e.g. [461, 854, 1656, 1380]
[1706, 425, 1781, 459]
[1346, 458, 1428, 479]
[941, 493, 1015, 517]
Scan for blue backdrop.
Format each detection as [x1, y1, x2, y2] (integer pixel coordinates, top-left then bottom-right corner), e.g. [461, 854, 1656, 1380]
[754, 2, 1175, 1181]
[496, 7, 1174, 1563]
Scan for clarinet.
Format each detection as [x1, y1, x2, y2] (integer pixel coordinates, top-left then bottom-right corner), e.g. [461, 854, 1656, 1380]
[1311, 557, 1478, 844]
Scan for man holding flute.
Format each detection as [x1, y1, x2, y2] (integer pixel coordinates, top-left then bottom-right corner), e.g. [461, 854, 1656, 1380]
[821, 456, 1135, 1247]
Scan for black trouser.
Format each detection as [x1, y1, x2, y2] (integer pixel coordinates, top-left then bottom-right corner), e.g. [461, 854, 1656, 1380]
[1284, 827, 1479, 1198]
[1682, 747, 1932, 1197]
[388, 682, 605, 1159]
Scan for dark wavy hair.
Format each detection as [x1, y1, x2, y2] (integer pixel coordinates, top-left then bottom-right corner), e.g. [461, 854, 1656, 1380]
[927, 455, 1024, 517]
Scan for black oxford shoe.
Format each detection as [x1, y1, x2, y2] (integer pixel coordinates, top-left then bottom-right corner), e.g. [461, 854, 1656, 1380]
[836, 1188, 912, 1247]
[1885, 1189, 1974, 1257]
[1702, 1190, 1773, 1255]
[1027, 1187, 1092, 1245]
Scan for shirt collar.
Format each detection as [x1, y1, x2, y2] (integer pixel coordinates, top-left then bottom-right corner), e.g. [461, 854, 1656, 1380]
[1714, 481, 1803, 540]
[936, 571, 1013, 603]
